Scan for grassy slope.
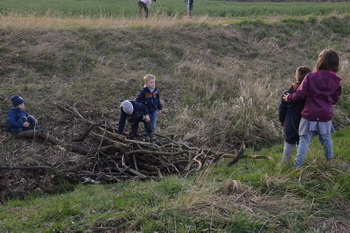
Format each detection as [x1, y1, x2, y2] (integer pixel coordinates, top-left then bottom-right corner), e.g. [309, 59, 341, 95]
[1, 127, 350, 232]
[0, 14, 350, 232]
[0, 16, 349, 148]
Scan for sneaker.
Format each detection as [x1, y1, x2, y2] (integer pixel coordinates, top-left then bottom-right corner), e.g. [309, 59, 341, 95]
[150, 137, 157, 141]
[128, 132, 139, 139]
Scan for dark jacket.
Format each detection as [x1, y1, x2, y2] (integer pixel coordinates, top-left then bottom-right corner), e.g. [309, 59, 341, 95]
[287, 70, 341, 122]
[118, 101, 149, 134]
[7, 108, 29, 132]
[136, 87, 162, 114]
[279, 90, 304, 144]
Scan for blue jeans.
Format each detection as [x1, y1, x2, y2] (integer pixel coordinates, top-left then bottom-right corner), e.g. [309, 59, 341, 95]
[145, 111, 158, 138]
[187, 0, 194, 10]
[295, 131, 333, 168]
[10, 115, 38, 134]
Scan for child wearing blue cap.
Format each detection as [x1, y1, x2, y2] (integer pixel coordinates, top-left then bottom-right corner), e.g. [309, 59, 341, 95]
[7, 95, 39, 133]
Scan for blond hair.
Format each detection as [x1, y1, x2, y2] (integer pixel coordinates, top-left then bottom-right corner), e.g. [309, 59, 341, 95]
[143, 74, 155, 83]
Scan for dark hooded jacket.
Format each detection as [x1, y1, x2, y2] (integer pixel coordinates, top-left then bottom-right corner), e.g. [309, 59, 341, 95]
[118, 101, 149, 134]
[279, 89, 304, 144]
[136, 87, 162, 114]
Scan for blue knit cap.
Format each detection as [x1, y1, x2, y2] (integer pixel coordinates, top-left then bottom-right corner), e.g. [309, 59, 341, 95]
[11, 95, 25, 107]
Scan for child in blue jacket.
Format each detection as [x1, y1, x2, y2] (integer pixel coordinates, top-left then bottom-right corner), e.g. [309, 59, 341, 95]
[118, 100, 150, 139]
[7, 95, 39, 133]
[136, 74, 162, 141]
[279, 66, 311, 163]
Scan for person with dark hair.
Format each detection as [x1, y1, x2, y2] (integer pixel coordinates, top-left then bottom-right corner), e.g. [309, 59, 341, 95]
[279, 66, 311, 163]
[283, 49, 342, 168]
[138, 0, 156, 19]
[7, 95, 39, 133]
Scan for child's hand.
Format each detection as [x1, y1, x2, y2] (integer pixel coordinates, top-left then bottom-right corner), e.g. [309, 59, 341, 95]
[145, 115, 150, 122]
[282, 93, 289, 102]
[35, 119, 38, 124]
[158, 110, 162, 116]
[23, 122, 30, 127]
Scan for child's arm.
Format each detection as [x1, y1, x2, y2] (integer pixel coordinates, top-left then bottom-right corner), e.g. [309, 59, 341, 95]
[136, 89, 145, 103]
[332, 86, 342, 104]
[156, 88, 163, 116]
[140, 104, 150, 122]
[7, 109, 22, 129]
[278, 93, 288, 127]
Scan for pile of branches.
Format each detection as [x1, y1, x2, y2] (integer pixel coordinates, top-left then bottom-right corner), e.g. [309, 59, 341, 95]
[8, 126, 228, 183]
[1, 104, 272, 189]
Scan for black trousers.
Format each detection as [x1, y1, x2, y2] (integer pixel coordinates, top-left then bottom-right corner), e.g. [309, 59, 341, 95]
[138, 1, 149, 18]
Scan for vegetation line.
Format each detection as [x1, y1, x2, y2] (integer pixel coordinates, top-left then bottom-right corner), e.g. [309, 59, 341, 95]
[0, 14, 341, 30]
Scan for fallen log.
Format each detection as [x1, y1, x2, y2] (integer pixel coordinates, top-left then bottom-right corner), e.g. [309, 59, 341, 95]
[14, 130, 93, 155]
[0, 166, 57, 174]
[227, 142, 273, 166]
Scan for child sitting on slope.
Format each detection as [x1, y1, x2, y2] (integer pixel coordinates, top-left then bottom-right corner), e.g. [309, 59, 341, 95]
[7, 95, 39, 134]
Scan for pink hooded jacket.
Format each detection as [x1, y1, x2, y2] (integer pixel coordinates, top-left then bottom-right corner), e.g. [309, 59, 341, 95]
[287, 70, 341, 122]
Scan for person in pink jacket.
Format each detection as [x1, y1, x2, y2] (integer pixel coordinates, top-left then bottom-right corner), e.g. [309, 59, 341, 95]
[283, 49, 341, 168]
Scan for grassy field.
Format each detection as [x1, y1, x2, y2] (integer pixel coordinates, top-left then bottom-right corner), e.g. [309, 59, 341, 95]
[1, 0, 350, 232]
[1, 0, 350, 18]
[0, 15, 349, 148]
[1, 127, 350, 232]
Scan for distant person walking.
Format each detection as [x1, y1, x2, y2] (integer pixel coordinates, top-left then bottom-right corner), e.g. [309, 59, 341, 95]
[138, 0, 156, 19]
[283, 49, 342, 168]
[279, 66, 311, 163]
[185, 0, 194, 18]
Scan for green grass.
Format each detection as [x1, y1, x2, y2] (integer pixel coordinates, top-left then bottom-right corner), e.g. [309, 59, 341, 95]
[0, 5, 350, 232]
[0, 15, 349, 149]
[1, 0, 350, 18]
[1, 128, 350, 232]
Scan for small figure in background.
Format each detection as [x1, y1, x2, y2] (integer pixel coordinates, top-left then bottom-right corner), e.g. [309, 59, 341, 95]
[185, 0, 194, 18]
[138, 0, 156, 19]
[7, 95, 39, 134]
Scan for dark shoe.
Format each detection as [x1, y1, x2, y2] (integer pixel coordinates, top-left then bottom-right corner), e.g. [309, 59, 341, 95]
[150, 137, 157, 141]
[128, 132, 138, 139]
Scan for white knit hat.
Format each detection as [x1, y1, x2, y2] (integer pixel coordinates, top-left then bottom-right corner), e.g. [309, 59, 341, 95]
[120, 100, 134, 115]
